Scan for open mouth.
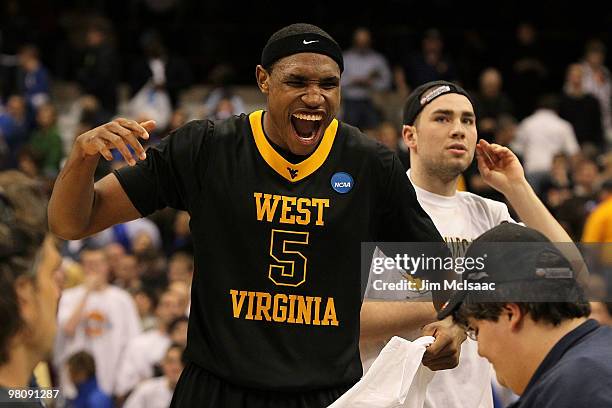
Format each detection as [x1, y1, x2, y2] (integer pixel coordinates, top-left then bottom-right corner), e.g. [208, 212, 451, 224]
[290, 112, 324, 145]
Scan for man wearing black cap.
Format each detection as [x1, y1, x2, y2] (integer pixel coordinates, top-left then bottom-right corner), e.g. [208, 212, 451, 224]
[439, 222, 612, 408]
[361, 80, 583, 408]
[48, 23, 444, 407]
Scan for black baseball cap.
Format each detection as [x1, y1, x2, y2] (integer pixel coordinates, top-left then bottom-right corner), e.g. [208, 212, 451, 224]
[402, 80, 474, 126]
[437, 222, 580, 320]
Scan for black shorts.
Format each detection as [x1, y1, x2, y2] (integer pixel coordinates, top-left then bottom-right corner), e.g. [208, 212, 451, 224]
[170, 362, 354, 408]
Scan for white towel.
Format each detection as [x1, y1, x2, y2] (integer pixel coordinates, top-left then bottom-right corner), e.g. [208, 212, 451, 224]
[329, 336, 436, 408]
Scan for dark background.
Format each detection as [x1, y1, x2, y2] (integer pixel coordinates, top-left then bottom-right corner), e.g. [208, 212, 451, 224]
[3, 0, 611, 91]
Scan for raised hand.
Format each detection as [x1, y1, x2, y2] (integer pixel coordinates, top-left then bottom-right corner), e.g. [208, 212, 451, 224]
[476, 139, 525, 195]
[75, 118, 156, 166]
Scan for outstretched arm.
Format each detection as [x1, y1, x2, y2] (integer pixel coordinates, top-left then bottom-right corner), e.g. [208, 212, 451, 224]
[360, 300, 436, 342]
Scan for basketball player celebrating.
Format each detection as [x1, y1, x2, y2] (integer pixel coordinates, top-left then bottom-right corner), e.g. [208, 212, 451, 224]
[48, 24, 446, 407]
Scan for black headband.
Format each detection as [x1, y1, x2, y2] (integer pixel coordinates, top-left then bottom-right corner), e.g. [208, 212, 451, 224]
[261, 33, 344, 73]
[403, 80, 474, 125]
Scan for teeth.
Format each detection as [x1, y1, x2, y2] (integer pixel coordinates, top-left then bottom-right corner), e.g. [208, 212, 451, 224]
[297, 131, 316, 140]
[292, 113, 323, 121]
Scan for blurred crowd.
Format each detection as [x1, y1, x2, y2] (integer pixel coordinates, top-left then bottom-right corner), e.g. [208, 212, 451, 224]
[1, 5, 612, 408]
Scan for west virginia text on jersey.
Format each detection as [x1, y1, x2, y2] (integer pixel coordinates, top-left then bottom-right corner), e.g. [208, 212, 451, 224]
[253, 192, 330, 226]
[230, 290, 339, 326]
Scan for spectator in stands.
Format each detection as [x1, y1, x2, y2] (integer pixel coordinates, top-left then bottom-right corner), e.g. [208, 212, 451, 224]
[168, 252, 194, 286]
[0, 94, 28, 168]
[202, 64, 246, 119]
[0, 171, 61, 399]
[103, 241, 125, 280]
[473, 67, 514, 142]
[75, 19, 119, 113]
[54, 247, 141, 398]
[375, 121, 409, 169]
[66, 351, 112, 408]
[560, 63, 604, 148]
[208, 96, 239, 121]
[507, 22, 548, 119]
[129, 30, 192, 109]
[132, 287, 158, 331]
[123, 343, 185, 408]
[78, 95, 112, 129]
[340, 27, 391, 131]
[16, 145, 42, 179]
[115, 290, 184, 397]
[556, 160, 600, 240]
[541, 153, 573, 213]
[133, 232, 168, 290]
[581, 40, 612, 144]
[395, 28, 457, 94]
[582, 179, 612, 242]
[513, 94, 580, 195]
[16, 44, 49, 116]
[68, 217, 163, 257]
[168, 280, 190, 316]
[573, 159, 599, 198]
[170, 210, 192, 254]
[28, 103, 63, 177]
[113, 254, 141, 291]
[168, 316, 188, 347]
[168, 108, 187, 132]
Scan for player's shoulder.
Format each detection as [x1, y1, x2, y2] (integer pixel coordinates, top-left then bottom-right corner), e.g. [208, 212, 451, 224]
[338, 121, 396, 162]
[170, 118, 212, 140]
[208, 113, 251, 138]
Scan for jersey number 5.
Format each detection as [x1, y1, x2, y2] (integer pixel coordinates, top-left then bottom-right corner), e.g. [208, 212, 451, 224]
[268, 229, 309, 287]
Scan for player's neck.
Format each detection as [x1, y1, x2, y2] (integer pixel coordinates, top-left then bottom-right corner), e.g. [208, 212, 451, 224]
[410, 165, 458, 197]
[262, 111, 288, 151]
[0, 344, 35, 388]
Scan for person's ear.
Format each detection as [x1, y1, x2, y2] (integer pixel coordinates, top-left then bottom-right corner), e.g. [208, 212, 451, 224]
[504, 303, 525, 332]
[402, 125, 417, 151]
[14, 275, 36, 330]
[256, 65, 270, 94]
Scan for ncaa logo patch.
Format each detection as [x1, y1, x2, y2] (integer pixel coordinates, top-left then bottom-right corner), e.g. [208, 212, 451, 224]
[331, 172, 354, 194]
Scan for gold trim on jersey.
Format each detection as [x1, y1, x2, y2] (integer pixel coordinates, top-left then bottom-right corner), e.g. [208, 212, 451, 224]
[249, 110, 338, 183]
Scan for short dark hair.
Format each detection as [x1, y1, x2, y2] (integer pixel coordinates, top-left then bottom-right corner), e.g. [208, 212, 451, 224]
[454, 292, 591, 329]
[67, 350, 96, 379]
[133, 286, 160, 310]
[168, 315, 188, 334]
[0, 171, 48, 365]
[166, 342, 187, 365]
[170, 251, 194, 270]
[585, 39, 606, 55]
[536, 94, 560, 112]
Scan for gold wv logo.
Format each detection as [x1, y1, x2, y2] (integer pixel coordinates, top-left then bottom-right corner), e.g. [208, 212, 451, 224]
[287, 167, 299, 179]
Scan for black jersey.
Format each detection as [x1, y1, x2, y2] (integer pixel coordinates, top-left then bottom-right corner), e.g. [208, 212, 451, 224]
[114, 111, 443, 392]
